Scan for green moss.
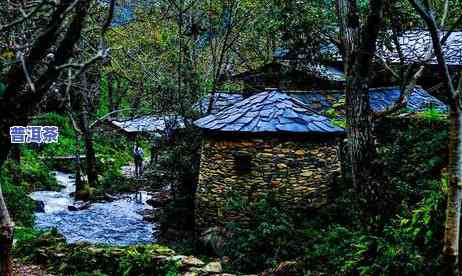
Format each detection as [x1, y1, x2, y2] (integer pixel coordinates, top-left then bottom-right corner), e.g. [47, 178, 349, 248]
[331, 118, 346, 128]
[14, 227, 42, 243]
[14, 230, 179, 276]
[324, 108, 337, 118]
[417, 106, 446, 122]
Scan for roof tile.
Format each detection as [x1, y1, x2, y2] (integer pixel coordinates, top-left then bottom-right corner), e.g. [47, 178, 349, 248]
[194, 90, 344, 134]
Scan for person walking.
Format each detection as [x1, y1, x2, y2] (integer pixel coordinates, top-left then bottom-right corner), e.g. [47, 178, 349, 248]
[133, 142, 144, 178]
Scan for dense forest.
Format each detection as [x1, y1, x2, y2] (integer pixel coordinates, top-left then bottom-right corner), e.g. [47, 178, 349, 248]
[0, 0, 462, 275]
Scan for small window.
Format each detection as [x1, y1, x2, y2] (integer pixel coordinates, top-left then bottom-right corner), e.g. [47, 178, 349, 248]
[233, 151, 252, 174]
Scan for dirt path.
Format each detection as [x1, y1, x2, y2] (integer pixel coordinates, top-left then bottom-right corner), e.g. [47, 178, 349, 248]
[12, 260, 55, 276]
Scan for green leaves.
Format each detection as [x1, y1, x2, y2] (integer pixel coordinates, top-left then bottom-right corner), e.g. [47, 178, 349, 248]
[0, 82, 6, 97]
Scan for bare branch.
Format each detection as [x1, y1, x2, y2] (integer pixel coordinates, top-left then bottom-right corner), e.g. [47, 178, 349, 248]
[18, 51, 36, 93]
[89, 108, 137, 128]
[440, 0, 449, 28]
[2, 0, 77, 98]
[375, 54, 400, 80]
[0, 0, 53, 32]
[55, 48, 110, 77]
[408, 0, 457, 99]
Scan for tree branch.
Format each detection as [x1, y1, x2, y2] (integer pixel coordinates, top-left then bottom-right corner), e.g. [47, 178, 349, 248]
[0, 0, 53, 32]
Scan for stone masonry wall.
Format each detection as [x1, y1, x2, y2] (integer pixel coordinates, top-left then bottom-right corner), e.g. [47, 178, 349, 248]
[195, 136, 341, 230]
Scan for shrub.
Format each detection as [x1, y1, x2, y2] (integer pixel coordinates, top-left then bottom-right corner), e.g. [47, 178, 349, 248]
[14, 227, 42, 243]
[14, 229, 179, 276]
[20, 147, 58, 190]
[221, 192, 302, 273]
[1, 160, 35, 227]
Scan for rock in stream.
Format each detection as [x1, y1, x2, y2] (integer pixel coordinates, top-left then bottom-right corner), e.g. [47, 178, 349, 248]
[29, 171, 156, 246]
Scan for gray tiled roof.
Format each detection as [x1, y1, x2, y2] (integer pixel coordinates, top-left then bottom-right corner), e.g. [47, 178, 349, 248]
[288, 87, 447, 115]
[195, 93, 244, 114]
[379, 31, 462, 65]
[194, 90, 344, 134]
[278, 30, 462, 65]
[299, 64, 345, 81]
[111, 115, 184, 133]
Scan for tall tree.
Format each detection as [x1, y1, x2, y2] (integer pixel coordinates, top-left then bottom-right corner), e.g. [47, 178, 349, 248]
[335, 0, 386, 219]
[0, 0, 113, 273]
[407, 0, 462, 274]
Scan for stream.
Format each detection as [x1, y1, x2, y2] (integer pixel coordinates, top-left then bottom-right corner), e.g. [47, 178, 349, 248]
[29, 171, 155, 246]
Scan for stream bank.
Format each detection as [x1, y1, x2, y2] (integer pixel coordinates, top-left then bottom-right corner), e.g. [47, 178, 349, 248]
[29, 171, 155, 245]
[14, 229, 237, 276]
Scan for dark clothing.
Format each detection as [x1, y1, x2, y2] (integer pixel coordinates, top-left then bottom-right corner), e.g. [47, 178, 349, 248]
[133, 146, 144, 178]
[134, 156, 143, 177]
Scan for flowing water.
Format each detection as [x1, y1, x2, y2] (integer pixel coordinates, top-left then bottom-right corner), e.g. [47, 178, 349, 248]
[29, 171, 155, 246]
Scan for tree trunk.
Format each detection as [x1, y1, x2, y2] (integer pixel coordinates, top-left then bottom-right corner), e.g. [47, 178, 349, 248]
[78, 73, 99, 188]
[0, 214, 13, 276]
[442, 102, 462, 275]
[82, 125, 98, 187]
[131, 81, 144, 117]
[75, 133, 84, 194]
[336, 0, 386, 219]
[10, 144, 21, 184]
[0, 1, 90, 273]
[346, 72, 382, 215]
[77, 102, 98, 188]
[0, 141, 13, 276]
[107, 72, 115, 116]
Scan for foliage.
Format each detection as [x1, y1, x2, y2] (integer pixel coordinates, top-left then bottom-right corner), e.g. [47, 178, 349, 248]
[341, 181, 444, 275]
[31, 112, 139, 195]
[417, 106, 446, 122]
[0, 167, 35, 227]
[323, 99, 346, 128]
[13, 227, 42, 243]
[2, 1, 458, 275]
[19, 147, 59, 190]
[331, 118, 346, 128]
[158, 127, 202, 186]
[158, 126, 202, 239]
[14, 229, 179, 276]
[94, 134, 134, 193]
[31, 112, 79, 158]
[376, 117, 448, 206]
[0, 154, 57, 226]
[301, 118, 448, 275]
[221, 192, 301, 273]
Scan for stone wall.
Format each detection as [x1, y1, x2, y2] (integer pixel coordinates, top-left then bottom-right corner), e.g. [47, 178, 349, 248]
[195, 135, 342, 230]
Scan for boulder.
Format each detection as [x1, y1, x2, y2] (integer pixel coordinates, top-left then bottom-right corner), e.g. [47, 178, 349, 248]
[68, 202, 91, 211]
[167, 255, 206, 269]
[146, 191, 172, 207]
[201, 261, 222, 273]
[138, 209, 162, 222]
[67, 205, 78, 211]
[188, 261, 223, 274]
[34, 200, 45, 213]
[181, 256, 205, 267]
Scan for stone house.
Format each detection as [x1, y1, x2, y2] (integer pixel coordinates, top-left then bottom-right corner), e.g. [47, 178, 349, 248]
[193, 90, 345, 230]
